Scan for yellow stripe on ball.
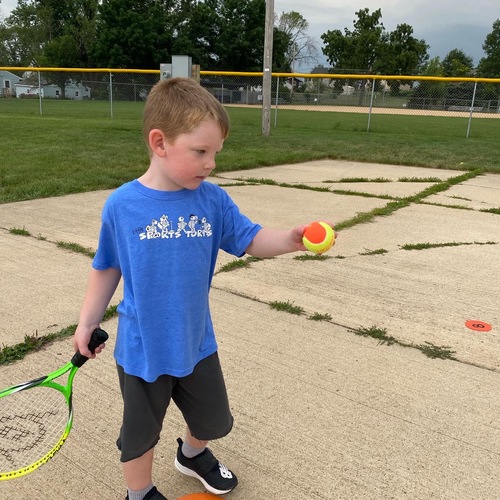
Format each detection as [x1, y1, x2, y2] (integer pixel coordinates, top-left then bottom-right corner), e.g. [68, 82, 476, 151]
[303, 221, 335, 254]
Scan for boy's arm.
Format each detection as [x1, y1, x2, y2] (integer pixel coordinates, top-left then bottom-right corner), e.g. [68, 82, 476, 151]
[73, 267, 122, 358]
[245, 226, 308, 258]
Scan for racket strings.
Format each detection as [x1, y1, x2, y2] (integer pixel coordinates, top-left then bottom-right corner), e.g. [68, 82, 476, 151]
[0, 386, 69, 473]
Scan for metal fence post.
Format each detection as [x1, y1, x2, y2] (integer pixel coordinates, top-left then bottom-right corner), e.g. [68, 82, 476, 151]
[466, 81, 478, 138]
[38, 71, 43, 115]
[274, 76, 279, 127]
[367, 78, 376, 132]
[109, 72, 113, 119]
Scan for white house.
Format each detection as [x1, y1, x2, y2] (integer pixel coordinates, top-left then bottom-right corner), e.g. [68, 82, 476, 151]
[0, 70, 22, 97]
[15, 80, 91, 100]
[14, 84, 43, 98]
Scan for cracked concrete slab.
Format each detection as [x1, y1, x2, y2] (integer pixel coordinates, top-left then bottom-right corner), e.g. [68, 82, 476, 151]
[1, 161, 499, 499]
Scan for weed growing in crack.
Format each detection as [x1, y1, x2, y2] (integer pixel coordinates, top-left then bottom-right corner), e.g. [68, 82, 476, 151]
[269, 301, 304, 315]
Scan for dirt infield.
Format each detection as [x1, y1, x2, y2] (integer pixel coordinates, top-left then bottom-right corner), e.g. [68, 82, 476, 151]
[228, 102, 500, 118]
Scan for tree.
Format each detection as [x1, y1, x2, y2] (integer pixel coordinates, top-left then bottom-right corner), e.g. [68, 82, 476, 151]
[0, 1, 47, 66]
[205, 0, 266, 71]
[475, 20, 500, 107]
[171, 0, 292, 71]
[377, 23, 428, 94]
[1, 0, 295, 72]
[321, 8, 386, 73]
[92, 0, 172, 69]
[38, 35, 82, 98]
[271, 26, 292, 72]
[2, 1, 100, 97]
[442, 48, 474, 77]
[321, 8, 386, 104]
[277, 11, 317, 72]
[477, 19, 500, 77]
[407, 57, 445, 109]
[170, 0, 271, 72]
[382, 24, 428, 74]
[421, 56, 444, 76]
[36, 0, 99, 66]
[0, 21, 26, 66]
[321, 9, 429, 77]
[0, 0, 99, 67]
[441, 49, 480, 110]
[170, 0, 219, 69]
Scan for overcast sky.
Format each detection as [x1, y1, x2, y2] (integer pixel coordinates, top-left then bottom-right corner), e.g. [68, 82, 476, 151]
[1, 0, 498, 71]
[275, 0, 498, 70]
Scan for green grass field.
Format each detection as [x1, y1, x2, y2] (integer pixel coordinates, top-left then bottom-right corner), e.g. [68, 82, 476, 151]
[1, 98, 499, 204]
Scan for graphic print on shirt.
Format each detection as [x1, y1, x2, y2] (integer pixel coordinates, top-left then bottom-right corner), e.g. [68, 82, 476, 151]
[139, 213, 212, 240]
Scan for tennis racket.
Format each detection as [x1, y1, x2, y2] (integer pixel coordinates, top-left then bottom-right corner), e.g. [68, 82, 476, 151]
[0, 327, 108, 481]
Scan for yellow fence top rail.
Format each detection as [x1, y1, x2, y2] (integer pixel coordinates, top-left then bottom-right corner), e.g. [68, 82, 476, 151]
[0, 67, 159, 74]
[1, 67, 500, 84]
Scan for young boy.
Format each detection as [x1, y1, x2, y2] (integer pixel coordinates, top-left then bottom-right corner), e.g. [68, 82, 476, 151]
[74, 77, 332, 500]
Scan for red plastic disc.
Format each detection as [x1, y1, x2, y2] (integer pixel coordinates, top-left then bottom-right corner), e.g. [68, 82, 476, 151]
[465, 320, 492, 332]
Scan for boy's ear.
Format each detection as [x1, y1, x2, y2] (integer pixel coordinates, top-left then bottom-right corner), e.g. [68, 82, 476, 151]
[149, 129, 167, 156]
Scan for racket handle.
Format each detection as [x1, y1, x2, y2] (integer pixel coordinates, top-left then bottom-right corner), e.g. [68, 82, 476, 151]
[71, 327, 109, 368]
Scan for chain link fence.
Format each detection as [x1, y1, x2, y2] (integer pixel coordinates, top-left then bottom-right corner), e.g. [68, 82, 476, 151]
[201, 73, 500, 120]
[2, 67, 500, 136]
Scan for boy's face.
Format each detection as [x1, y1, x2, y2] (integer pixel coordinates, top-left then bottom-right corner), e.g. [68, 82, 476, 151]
[160, 119, 225, 191]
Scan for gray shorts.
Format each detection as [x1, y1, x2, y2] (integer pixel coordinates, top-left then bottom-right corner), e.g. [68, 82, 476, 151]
[116, 352, 233, 462]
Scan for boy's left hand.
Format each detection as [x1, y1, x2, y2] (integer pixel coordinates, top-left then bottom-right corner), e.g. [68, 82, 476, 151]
[294, 221, 337, 252]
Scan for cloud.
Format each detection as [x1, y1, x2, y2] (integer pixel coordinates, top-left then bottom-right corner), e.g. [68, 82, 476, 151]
[275, 0, 495, 67]
[0, 0, 17, 17]
[420, 23, 488, 64]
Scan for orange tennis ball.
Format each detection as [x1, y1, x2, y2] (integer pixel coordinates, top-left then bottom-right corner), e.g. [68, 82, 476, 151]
[302, 221, 335, 254]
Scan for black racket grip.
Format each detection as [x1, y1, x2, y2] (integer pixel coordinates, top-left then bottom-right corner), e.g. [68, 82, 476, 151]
[71, 327, 109, 368]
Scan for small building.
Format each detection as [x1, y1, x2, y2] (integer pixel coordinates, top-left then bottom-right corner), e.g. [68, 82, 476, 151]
[0, 70, 23, 97]
[308, 66, 334, 86]
[14, 84, 42, 98]
[15, 80, 91, 100]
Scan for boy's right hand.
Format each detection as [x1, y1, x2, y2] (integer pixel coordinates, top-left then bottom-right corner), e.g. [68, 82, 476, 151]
[73, 325, 106, 359]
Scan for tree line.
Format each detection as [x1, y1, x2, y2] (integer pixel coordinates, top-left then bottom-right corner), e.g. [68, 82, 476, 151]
[321, 8, 500, 79]
[0, 0, 296, 72]
[1, 2, 499, 79]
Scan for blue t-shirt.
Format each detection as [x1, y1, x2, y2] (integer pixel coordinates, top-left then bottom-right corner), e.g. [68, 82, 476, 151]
[93, 180, 262, 382]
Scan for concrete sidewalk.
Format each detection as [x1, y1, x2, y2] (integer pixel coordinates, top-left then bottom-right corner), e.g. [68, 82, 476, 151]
[1, 160, 499, 499]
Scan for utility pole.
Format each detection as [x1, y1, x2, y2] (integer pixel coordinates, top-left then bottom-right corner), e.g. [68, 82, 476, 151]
[262, 0, 274, 136]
